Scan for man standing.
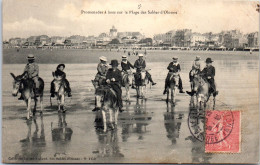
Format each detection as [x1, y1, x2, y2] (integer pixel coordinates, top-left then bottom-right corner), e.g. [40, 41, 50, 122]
[133, 54, 156, 86]
[106, 60, 124, 112]
[163, 56, 185, 94]
[201, 58, 218, 96]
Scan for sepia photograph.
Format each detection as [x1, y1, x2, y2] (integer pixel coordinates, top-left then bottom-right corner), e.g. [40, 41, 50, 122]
[2, 0, 259, 163]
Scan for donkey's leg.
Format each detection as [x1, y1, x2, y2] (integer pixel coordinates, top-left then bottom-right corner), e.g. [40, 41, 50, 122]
[114, 109, 118, 126]
[171, 87, 174, 104]
[57, 96, 61, 112]
[27, 97, 32, 119]
[109, 109, 114, 130]
[127, 86, 130, 101]
[33, 97, 37, 116]
[166, 87, 169, 103]
[101, 110, 107, 132]
[144, 85, 147, 99]
[61, 95, 65, 112]
[25, 100, 29, 119]
[40, 95, 43, 114]
[140, 86, 144, 98]
[213, 97, 216, 110]
[196, 95, 200, 111]
[126, 85, 130, 101]
[136, 87, 139, 98]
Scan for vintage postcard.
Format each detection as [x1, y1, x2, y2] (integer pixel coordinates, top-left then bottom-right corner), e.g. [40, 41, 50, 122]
[2, 0, 259, 163]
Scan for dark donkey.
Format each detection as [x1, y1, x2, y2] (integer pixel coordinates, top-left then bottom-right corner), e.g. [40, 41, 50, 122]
[10, 72, 44, 119]
[165, 72, 179, 104]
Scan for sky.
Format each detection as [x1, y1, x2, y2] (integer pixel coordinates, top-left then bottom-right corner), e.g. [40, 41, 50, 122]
[2, 0, 259, 40]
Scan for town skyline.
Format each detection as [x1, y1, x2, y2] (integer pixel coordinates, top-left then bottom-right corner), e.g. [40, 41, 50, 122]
[5, 26, 259, 50]
[3, 0, 259, 41]
[3, 26, 259, 41]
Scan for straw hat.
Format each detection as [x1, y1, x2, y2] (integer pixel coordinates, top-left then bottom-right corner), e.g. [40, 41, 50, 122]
[27, 54, 35, 59]
[172, 56, 178, 60]
[99, 56, 107, 62]
[195, 56, 201, 61]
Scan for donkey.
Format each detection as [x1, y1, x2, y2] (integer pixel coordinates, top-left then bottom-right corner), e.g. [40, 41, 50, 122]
[134, 70, 149, 99]
[52, 74, 66, 112]
[165, 72, 179, 104]
[10, 72, 44, 119]
[121, 70, 133, 101]
[193, 74, 216, 109]
[95, 86, 119, 132]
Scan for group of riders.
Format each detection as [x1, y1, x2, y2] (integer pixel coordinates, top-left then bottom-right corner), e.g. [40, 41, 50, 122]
[91, 53, 218, 112]
[18, 53, 218, 112]
[18, 54, 72, 100]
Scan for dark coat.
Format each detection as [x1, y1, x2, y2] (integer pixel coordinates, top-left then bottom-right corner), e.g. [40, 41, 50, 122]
[167, 62, 181, 73]
[54, 69, 66, 79]
[106, 68, 122, 105]
[106, 68, 122, 85]
[121, 61, 134, 71]
[202, 65, 215, 79]
[134, 59, 146, 71]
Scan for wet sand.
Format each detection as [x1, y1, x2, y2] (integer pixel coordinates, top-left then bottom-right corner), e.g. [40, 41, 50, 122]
[2, 51, 259, 163]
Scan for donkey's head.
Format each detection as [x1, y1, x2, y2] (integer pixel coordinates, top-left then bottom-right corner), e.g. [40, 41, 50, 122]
[95, 87, 106, 109]
[10, 73, 23, 96]
[193, 74, 203, 92]
[140, 71, 146, 80]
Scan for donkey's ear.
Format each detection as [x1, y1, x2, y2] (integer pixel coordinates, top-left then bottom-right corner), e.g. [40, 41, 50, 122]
[10, 73, 16, 80]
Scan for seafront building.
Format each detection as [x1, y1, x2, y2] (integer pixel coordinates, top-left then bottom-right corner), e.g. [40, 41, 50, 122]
[4, 26, 259, 51]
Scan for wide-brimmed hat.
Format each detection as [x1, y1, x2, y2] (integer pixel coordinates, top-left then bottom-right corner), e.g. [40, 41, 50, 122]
[172, 56, 178, 60]
[138, 54, 144, 57]
[57, 64, 65, 69]
[206, 58, 213, 63]
[99, 56, 107, 62]
[27, 54, 35, 60]
[110, 60, 119, 67]
[122, 55, 127, 59]
[195, 56, 201, 61]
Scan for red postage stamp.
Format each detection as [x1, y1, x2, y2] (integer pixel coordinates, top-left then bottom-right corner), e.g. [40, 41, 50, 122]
[205, 110, 241, 153]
